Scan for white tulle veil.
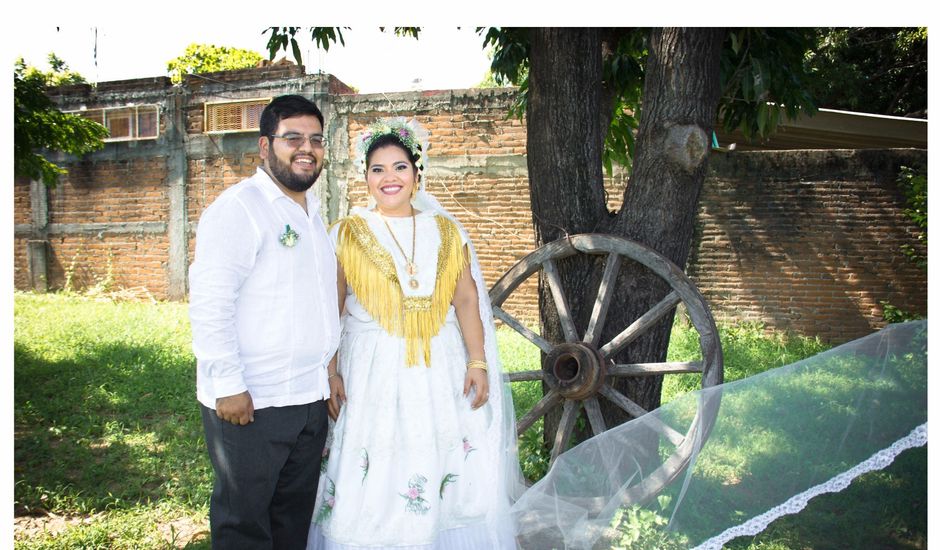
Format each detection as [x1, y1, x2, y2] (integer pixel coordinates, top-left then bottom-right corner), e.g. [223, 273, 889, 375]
[510, 320, 927, 548]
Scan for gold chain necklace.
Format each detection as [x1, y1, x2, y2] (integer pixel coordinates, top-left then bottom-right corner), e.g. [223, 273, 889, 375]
[380, 207, 419, 289]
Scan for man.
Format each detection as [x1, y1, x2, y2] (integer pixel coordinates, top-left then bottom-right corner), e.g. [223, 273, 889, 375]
[189, 94, 340, 549]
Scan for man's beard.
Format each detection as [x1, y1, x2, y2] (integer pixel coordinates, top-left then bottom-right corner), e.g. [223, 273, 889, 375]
[267, 152, 321, 193]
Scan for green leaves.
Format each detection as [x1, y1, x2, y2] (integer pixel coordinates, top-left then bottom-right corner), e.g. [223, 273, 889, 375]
[264, 26, 294, 61]
[896, 165, 927, 270]
[601, 30, 646, 175]
[263, 27, 350, 66]
[13, 59, 108, 188]
[387, 27, 421, 39]
[479, 27, 531, 87]
[603, 105, 639, 176]
[165, 43, 264, 84]
[804, 28, 927, 117]
[718, 28, 818, 142]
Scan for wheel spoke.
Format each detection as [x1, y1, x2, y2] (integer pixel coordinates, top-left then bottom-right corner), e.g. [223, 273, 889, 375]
[599, 291, 682, 357]
[506, 370, 544, 382]
[598, 383, 648, 417]
[584, 252, 622, 346]
[608, 361, 703, 377]
[516, 388, 562, 435]
[550, 398, 580, 465]
[583, 396, 607, 436]
[492, 306, 553, 353]
[598, 384, 685, 446]
[542, 259, 579, 343]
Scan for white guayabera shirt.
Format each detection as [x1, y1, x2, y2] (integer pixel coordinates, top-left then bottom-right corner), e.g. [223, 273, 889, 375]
[190, 167, 340, 410]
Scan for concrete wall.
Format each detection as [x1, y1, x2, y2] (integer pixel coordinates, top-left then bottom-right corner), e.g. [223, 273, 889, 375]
[13, 67, 927, 343]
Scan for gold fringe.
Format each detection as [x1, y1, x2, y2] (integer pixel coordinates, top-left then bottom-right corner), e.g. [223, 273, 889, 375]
[336, 215, 467, 367]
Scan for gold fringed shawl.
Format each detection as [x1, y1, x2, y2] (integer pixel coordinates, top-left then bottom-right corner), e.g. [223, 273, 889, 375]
[336, 214, 467, 367]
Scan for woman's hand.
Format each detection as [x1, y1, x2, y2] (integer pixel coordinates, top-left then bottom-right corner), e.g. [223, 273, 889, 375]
[328, 374, 346, 421]
[463, 367, 489, 409]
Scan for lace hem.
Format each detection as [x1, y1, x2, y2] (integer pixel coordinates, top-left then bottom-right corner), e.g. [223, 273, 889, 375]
[693, 422, 928, 550]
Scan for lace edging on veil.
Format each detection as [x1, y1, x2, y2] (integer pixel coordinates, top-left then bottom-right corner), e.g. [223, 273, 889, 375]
[693, 422, 927, 550]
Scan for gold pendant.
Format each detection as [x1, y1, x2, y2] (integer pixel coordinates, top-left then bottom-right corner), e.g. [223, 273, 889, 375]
[406, 262, 418, 276]
[409, 278, 419, 289]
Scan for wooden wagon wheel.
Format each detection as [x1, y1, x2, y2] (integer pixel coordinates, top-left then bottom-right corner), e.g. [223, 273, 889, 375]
[490, 233, 723, 506]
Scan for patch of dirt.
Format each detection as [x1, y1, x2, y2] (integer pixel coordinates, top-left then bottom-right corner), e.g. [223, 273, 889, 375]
[157, 517, 210, 547]
[14, 511, 102, 540]
[14, 511, 209, 548]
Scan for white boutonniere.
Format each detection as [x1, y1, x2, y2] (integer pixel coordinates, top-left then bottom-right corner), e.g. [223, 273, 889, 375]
[279, 225, 300, 247]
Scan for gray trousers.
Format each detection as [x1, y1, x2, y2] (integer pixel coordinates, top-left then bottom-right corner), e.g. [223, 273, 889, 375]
[201, 401, 328, 550]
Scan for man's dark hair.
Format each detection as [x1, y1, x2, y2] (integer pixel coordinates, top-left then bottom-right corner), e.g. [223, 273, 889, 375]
[259, 95, 324, 138]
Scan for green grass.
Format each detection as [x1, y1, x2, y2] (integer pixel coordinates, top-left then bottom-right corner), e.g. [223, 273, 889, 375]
[14, 292, 210, 549]
[662, 318, 829, 401]
[14, 292, 925, 549]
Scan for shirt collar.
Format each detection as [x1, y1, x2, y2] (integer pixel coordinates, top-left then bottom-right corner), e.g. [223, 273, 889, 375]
[254, 166, 287, 203]
[253, 166, 321, 210]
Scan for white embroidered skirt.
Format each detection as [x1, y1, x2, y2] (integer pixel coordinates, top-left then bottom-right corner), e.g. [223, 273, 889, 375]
[308, 311, 505, 549]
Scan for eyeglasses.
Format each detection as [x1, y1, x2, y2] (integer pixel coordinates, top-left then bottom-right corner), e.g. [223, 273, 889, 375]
[270, 133, 326, 149]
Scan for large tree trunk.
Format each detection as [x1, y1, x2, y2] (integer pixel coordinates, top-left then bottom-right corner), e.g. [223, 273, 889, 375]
[526, 28, 609, 446]
[526, 28, 724, 446]
[604, 27, 724, 424]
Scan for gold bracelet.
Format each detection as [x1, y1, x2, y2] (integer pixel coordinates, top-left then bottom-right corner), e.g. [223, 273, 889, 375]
[328, 373, 340, 380]
[466, 360, 488, 372]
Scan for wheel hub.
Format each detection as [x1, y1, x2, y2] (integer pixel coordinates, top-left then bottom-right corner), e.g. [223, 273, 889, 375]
[543, 342, 608, 400]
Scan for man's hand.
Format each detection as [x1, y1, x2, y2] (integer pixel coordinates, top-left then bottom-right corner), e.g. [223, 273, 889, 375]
[216, 391, 254, 425]
[328, 375, 346, 421]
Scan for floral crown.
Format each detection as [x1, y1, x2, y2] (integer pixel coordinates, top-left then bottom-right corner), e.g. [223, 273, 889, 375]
[354, 118, 429, 174]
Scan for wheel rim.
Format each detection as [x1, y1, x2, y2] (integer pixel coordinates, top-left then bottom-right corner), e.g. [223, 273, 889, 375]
[490, 233, 724, 509]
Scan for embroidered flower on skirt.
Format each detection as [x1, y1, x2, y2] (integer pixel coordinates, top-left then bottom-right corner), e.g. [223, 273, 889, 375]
[400, 474, 431, 515]
[462, 436, 476, 460]
[359, 448, 370, 483]
[316, 478, 336, 523]
[439, 473, 459, 499]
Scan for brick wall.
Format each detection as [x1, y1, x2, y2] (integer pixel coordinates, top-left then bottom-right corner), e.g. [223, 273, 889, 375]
[45, 234, 170, 297]
[14, 177, 32, 290]
[690, 149, 926, 341]
[14, 178, 31, 224]
[13, 238, 30, 290]
[22, 157, 172, 294]
[14, 68, 927, 344]
[48, 159, 168, 225]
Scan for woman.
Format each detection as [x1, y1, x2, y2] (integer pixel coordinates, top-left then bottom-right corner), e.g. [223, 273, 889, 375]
[308, 118, 522, 549]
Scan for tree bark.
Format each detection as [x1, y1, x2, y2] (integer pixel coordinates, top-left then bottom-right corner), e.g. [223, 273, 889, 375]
[526, 28, 610, 446]
[604, 27, 725, 425]
[526, 27, 608, 243]
[525, 27, 724, 444]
